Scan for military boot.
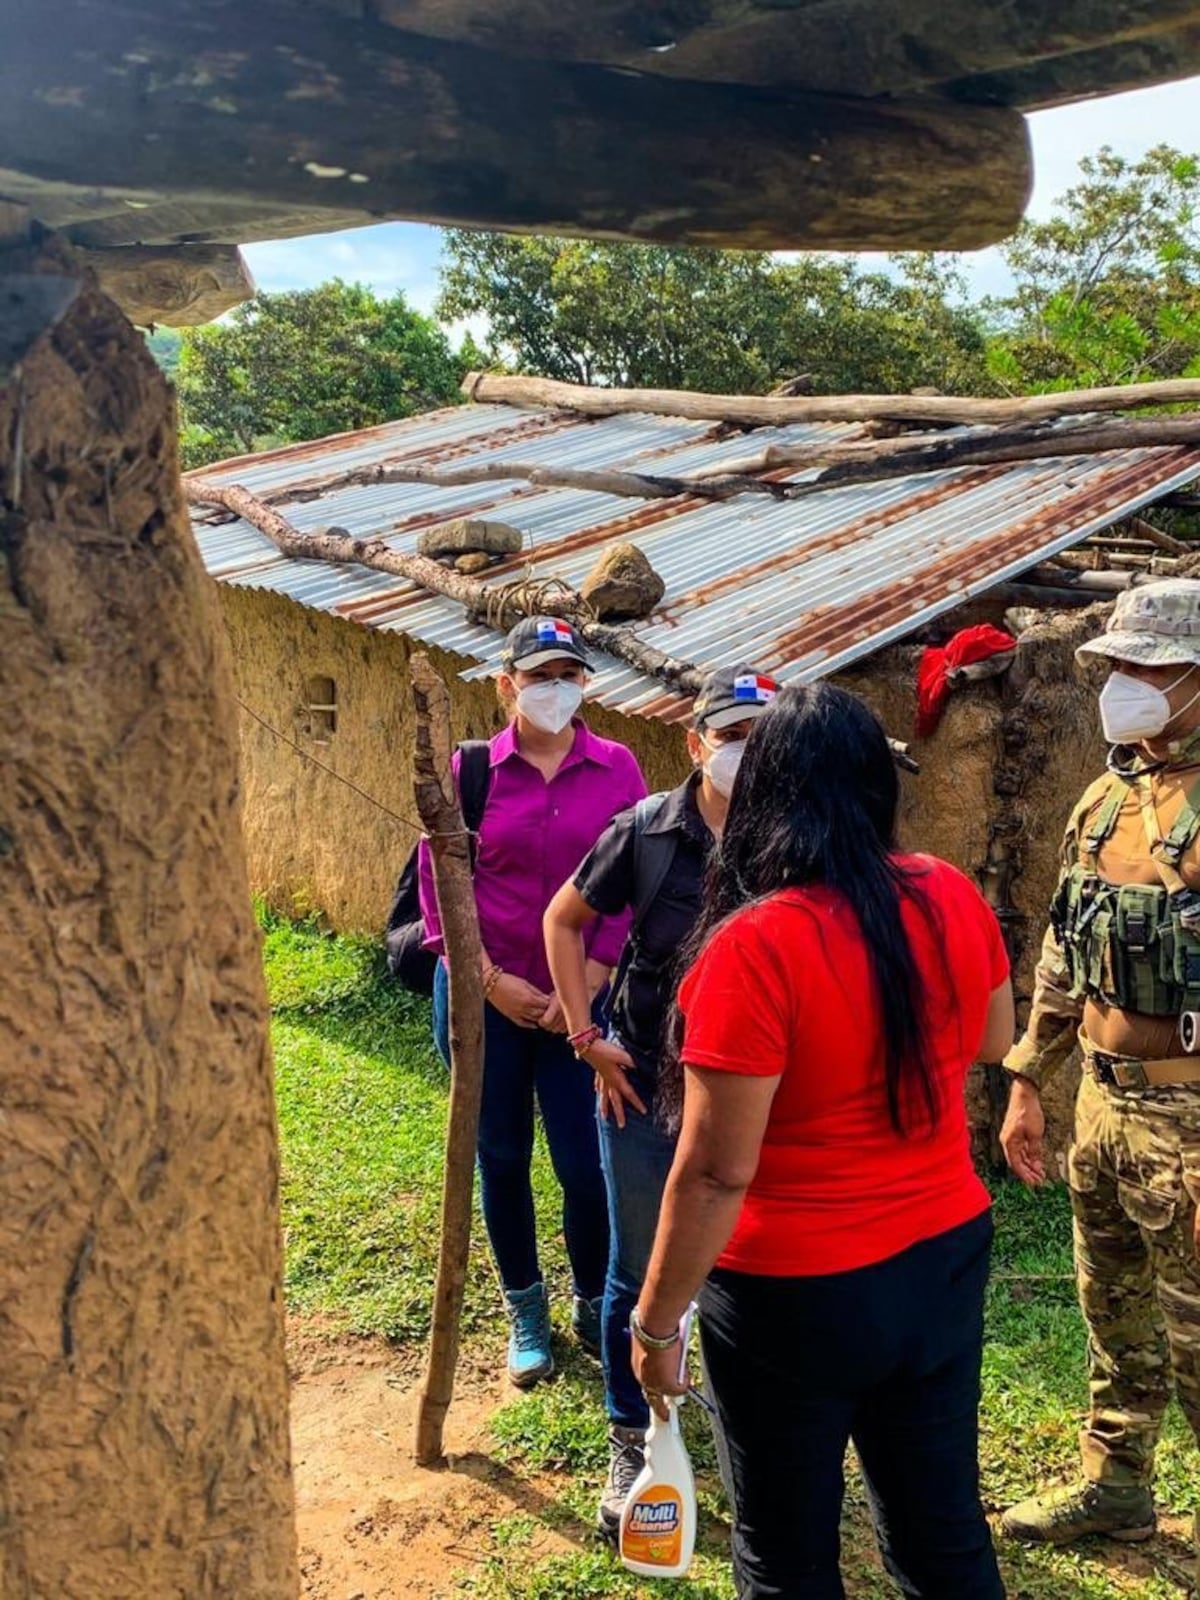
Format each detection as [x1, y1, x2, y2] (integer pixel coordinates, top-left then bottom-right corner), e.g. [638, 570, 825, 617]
[597, 1425, 646, 1540]
[1001, 1481, 1155, 1545]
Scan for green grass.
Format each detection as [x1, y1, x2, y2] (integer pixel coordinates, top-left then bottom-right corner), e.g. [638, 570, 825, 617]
[267, 909, 1196, 1598]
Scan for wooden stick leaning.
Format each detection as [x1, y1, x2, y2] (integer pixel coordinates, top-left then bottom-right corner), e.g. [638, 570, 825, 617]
[463, 370, 1200, 428]
[183, 479, 918, 772]
[409, 653, 485, 1467]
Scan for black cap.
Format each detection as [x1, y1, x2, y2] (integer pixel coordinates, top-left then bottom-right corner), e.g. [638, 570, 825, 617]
[500, 615, 592, 672]
[692, 665, 780, 731]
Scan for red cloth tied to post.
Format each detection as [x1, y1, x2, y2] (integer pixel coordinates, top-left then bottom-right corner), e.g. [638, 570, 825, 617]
[916, 625, 1017, 738]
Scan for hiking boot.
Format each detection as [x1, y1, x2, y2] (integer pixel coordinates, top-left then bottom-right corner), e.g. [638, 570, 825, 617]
[504, 1283, 554, 1388]
[597, 1425, 646, 1540]
[571, 1294, 603, 1358]
[1000, 1481, 1155, 1545]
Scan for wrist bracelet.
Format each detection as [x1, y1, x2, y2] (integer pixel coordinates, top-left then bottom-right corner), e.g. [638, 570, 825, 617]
[569, 1023, 602, 1058]
[482, 964, 504, 997]
[630, 1306, 680, 1351]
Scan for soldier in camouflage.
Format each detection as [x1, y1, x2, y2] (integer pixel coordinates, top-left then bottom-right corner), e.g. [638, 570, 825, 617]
[999, 580, 1200, 1570]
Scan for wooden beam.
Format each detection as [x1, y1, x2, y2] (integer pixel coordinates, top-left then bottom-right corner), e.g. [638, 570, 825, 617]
[0, 0, 1031, 251]
[371, 0, 1200, 101]
[464, 371, 1200, 428]
[78, 244, 255, 327]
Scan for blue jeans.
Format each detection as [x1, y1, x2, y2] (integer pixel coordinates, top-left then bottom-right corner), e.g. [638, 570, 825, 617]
[597, 1070, 677, 1428]
[432, 961, 608, 1298]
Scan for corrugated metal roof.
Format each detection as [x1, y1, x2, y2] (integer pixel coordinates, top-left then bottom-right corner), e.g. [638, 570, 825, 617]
[190, 402, 1200, 723]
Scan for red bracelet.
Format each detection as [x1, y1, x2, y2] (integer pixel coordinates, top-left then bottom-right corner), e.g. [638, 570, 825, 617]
[568, 1024, 602, 1058]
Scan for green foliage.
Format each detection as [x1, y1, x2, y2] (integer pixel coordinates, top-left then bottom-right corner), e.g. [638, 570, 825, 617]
[144, 326, 183, 376]
[437, 233, 991, 396]
[989, 145, 1200, 390]
[175, 280, 470, 468]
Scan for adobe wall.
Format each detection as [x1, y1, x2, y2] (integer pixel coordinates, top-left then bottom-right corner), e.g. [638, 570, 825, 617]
[217, 585, 1104, 1159]
[214, 585, 693, 933]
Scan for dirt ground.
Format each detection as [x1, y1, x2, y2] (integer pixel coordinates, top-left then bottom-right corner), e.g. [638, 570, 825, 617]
[289, 1321, 1196, 1600]
[288, 1323, 581, 1600]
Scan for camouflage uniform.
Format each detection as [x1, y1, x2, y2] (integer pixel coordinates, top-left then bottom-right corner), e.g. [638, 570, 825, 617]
[1004, 581, 1200, 1528]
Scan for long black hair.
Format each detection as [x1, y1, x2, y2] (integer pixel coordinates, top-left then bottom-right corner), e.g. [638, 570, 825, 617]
[661, 682, 939, 1136]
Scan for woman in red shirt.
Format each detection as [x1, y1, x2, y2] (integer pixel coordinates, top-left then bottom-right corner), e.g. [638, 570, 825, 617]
[631, 683, 1014, 1600]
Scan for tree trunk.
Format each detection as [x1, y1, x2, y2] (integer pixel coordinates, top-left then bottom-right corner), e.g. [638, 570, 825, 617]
[0, 239, 298, 1597]
[409, 655, 485, 1467]
[464, 370, 1200, 428]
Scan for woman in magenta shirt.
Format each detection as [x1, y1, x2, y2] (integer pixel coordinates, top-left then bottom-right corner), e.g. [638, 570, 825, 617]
[418, 616, 646, 1387]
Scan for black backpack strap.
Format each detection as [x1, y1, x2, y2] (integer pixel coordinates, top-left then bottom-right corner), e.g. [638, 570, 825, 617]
[457, 739, 493, 838]
[606, 792, 677, 1021]
[629, 792, 677, 933]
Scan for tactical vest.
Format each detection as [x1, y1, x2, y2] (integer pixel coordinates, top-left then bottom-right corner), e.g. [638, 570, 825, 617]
[1052, 772, 1200, 1016]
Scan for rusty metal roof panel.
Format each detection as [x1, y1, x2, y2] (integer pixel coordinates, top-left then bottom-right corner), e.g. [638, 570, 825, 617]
[190, 403, 1200, 722]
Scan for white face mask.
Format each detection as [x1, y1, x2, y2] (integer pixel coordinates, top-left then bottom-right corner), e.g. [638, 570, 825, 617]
[1098, 666, 1200, 744]
[516, 678, 583, 734]
[702, 738, 745, 799]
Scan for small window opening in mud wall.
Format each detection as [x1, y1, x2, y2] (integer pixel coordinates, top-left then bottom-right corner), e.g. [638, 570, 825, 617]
[302, 675, 338, 742]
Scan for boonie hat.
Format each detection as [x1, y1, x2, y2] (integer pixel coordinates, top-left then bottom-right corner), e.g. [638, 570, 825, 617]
[500, 615, 592, 672]
[692, 665, 780, 731]
[1076, 579, 1200, 668]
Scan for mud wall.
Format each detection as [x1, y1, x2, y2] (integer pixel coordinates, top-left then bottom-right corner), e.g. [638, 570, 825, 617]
[1, 257, 297, 1595]
[217, 589, 1100, 1157]
[216, 586, 692, 933]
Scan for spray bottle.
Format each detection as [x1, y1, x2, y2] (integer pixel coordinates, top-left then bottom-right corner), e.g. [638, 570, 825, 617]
[618, 1304, 699, 1578]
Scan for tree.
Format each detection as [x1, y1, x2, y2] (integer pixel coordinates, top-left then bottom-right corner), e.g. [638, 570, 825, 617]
[987, 145, 1200, 391]
[176, 281, 472, 468]
[436, 232, 991, 396]
[145, 326, 183, 376]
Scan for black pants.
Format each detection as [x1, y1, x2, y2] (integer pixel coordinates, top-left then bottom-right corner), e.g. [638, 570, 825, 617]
[699, 1210, 1004, 1600]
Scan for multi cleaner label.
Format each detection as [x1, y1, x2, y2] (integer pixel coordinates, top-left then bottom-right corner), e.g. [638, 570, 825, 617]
[620, 1486, 685, 1567]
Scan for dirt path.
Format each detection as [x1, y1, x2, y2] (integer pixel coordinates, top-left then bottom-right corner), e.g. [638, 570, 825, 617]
[288, 1324, 1195, 1599]
[289, 1328, 583, 1600]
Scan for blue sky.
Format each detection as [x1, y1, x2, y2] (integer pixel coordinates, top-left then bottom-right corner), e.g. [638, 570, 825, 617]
[242, 74, 1200, 316]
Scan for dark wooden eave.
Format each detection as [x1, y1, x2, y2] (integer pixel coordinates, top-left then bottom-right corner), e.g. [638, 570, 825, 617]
[3, 0, 1200, 322]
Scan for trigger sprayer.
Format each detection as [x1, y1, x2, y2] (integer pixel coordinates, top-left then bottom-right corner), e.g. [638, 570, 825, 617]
[618, 1303, 701, 1578]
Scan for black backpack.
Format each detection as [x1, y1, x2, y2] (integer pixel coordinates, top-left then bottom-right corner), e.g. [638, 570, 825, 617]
[385, 740, 492, 994]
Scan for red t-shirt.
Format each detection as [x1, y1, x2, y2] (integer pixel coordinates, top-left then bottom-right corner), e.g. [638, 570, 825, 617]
[676, 855, 1008, 1277]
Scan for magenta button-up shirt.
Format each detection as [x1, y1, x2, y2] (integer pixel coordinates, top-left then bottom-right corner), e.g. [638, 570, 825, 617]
[418, 720, 647, 993]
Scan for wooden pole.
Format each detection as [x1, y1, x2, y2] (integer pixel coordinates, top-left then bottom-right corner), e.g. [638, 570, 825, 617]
[1127, 515, 1191, 556]
[464, 370, 1200, 428]
[410, 654, 486, 1468]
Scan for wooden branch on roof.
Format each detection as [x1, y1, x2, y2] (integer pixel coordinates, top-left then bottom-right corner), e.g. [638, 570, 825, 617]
[280, 412, 1200, 513]
[183, 477, 920, 771]
[464, 371, 1200, 428]
[183, 479, 707, 692]
[757, 413, 1200, 500]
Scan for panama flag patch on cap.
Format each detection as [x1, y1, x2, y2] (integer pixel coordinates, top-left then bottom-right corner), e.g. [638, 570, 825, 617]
[537, 618, 576, 646]
[733, 672, 778, 705]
